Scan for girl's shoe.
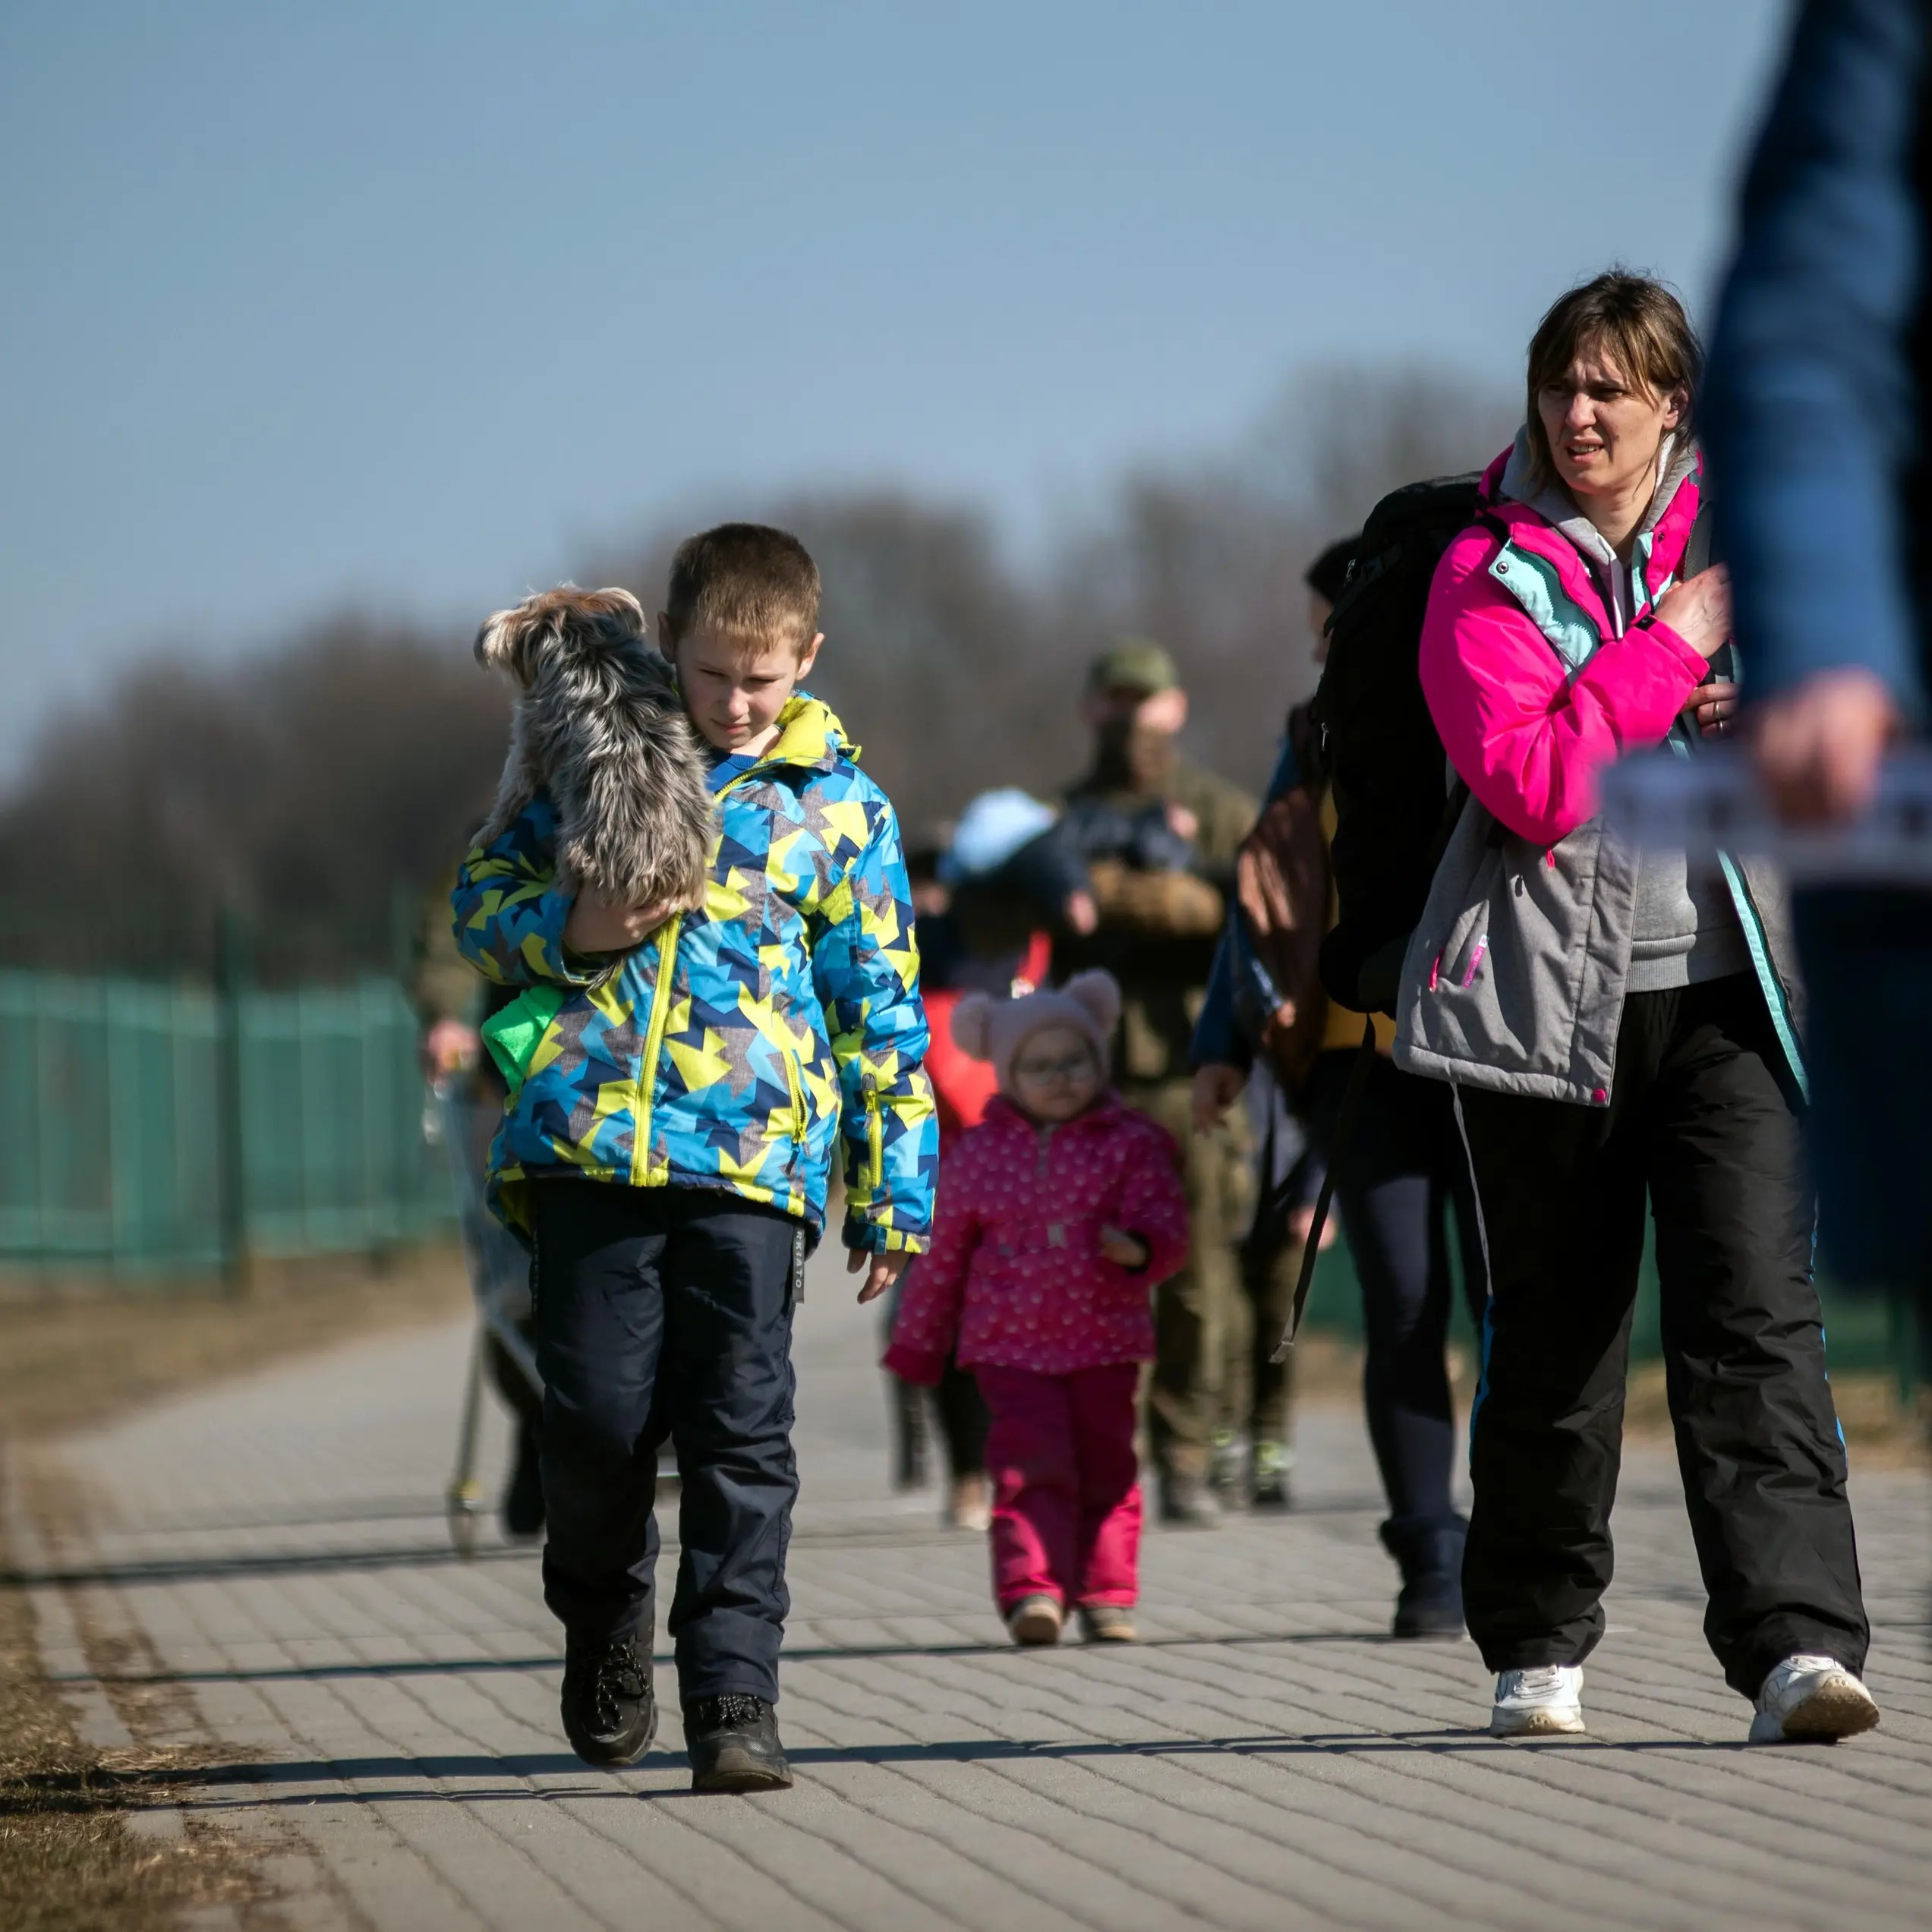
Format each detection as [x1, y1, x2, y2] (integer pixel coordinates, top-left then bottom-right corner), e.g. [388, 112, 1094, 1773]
[1007, 1595, 1063, 1646]
[947, 1473, 992, 1532]
[1076, 1602, 1136, 1643]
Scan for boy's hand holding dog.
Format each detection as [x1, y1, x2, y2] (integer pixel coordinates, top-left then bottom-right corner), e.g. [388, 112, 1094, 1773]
[564, 888, 698, 954]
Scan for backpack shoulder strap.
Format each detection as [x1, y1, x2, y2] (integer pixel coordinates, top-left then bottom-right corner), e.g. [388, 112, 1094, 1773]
[1681, 498, 1716, 580]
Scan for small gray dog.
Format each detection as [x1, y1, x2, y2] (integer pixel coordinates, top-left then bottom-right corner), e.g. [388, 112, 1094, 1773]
[474, 585, 714, 913]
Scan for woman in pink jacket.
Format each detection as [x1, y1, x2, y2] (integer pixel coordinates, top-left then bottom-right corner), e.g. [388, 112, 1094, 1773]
[1401, 271, 1875, 1745]
[885, 970, 1189, 1646]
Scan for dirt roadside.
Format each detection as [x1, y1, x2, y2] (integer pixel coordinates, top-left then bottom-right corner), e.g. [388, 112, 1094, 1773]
[0, 1246, 469, 1932]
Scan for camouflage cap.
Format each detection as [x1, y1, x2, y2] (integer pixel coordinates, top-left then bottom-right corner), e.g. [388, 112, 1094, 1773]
[1086, 636, 1179, 694]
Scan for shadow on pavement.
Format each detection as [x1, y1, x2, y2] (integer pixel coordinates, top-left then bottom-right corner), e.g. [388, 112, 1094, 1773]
[169, 1726, 1752, 1810]
[59, 1628, 1451, 1688]
[5, 1498, 1395, 1590]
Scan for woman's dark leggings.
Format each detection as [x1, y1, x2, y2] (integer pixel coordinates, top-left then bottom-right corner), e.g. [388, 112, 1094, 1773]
[1306, 1048, 1486, 1581]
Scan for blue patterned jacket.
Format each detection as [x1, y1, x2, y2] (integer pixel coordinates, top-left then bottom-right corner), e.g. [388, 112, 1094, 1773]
[452, 693, 937, 1250]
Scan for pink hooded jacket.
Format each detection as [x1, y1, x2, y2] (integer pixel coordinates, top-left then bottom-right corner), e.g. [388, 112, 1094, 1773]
[883, 1091, 1189, 1382]
[1394, 440, 1808, 1107]
[1418, 445, 1708, 845]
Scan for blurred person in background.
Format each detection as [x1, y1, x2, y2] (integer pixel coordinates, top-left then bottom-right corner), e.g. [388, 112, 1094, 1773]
[413, 870, 546, 1540]
[1704, 0, 1932, 1339]
[1058, 641, 1258, 1525]
[1403, 272, 1875, 1744]
[1193, 538, 1484, 1634]
[1215, 1087, 1327, 1512]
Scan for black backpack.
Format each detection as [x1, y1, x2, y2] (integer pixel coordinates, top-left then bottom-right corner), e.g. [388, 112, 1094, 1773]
[1265, 475, 1489, 1360]
[1312, 474, 1489, 1017]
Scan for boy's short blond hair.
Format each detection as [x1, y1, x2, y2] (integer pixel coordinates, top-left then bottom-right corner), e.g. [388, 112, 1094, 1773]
[665, 523, 821, 657]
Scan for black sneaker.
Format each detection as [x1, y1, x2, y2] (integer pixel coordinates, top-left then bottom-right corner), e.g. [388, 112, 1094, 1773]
[559, 1632, 655, 1766]
[682, 1694, 793, 1793]
[501, 1422, 545, 1540]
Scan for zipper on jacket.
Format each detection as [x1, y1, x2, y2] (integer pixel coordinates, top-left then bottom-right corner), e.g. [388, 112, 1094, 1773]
[629, 914, 685, 1187]
[1715, 853, 1811, 1105]
[782, 1038, 808, 1146]
[1035, 1122, 1054, 1183]
[862, 1076, 884, 1192]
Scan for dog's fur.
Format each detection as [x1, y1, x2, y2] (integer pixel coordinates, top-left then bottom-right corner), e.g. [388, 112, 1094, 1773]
[475, 585, 714, 910]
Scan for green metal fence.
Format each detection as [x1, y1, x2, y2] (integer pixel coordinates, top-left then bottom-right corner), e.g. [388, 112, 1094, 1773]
[0, 969, 449, 1274]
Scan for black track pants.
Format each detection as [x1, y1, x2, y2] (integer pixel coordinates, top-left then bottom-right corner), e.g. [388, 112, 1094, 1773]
[531, 1180, 803, 1704]
[1456, 974, 1868, 1697]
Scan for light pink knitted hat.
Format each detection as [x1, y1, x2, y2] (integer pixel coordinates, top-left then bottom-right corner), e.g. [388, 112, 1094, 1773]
[950, 969, 1121, 1094]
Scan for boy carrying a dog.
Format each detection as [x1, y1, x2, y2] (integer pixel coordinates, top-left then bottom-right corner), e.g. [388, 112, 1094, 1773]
[453, 525, 936, 1792]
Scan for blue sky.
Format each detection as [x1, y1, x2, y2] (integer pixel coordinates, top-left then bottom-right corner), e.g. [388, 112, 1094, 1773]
[1, 1, 1793, 764]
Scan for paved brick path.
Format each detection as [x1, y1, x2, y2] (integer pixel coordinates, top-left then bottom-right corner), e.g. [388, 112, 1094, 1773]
[13, 1253, 1931, 1932]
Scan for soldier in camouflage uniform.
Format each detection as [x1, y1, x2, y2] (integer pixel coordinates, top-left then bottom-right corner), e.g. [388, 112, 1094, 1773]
[1058, 641, 1259, 1524]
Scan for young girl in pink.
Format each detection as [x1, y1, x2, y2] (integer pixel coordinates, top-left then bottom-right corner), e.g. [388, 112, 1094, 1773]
[884, 971, 1189, 1645]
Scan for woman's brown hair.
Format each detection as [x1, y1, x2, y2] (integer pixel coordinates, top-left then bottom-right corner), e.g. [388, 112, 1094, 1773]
[1525, 270, 1703, 488]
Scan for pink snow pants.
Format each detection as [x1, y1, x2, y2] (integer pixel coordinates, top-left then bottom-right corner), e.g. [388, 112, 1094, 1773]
[976, 1362, 1142, 1611]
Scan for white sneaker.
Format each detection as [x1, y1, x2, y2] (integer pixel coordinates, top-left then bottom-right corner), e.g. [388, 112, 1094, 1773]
[1748, 1653, 1880, 1744]
[1490, 1664, 1585, 1737]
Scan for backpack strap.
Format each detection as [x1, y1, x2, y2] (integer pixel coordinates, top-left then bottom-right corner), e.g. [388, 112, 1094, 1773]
[1681, 498, 1715, 580]
[1675, 496, 1732, 682]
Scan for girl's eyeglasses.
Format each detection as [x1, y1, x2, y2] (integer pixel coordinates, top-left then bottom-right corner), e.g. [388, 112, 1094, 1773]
[1013, 1051, 1095, 1084]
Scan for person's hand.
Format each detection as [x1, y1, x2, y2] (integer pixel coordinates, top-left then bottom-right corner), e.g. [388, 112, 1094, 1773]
[849, 1245, 910, 1304]
[1099, 1227, 1149, 1269]
[1751, 667, 1903, 826]
[421, 1016, 481, 1078]
[1287, 1203, 1338, 1252]
[563, 890, 680, 953]
[1191, 1063, 1246, 1133]
[1063, 888, 1098, 937]
[1681, 679, 1739, 740]
[1165, 801, 1200, 843]
[1652, 565, 1732, 660]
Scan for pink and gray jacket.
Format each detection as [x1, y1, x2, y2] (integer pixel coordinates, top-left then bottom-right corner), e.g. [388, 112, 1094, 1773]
[883, 1091, 1190, 1383]
[1395, 439, 1806, 1107]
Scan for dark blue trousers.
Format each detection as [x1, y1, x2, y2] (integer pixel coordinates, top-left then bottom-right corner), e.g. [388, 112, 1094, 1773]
[531, 1180, 804, 1704]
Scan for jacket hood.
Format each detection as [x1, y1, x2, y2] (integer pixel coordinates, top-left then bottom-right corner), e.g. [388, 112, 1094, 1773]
[746, 691, 859, 775]
[1476, 433, 1704, 637]
[1494, 427, 1699, 565]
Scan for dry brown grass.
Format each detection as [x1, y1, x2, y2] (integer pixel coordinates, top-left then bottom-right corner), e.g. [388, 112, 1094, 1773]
[0, 1243, 471, 1929]
[1297, 1335, 1928, 1468]
[1623, 1359, 1930, 1469]
[0, 1244, 470, 1442]
[0, 1568, 265, 1932]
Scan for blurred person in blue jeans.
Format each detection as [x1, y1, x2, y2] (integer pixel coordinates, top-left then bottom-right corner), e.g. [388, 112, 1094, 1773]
[1705, 0, 1932, 1339]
